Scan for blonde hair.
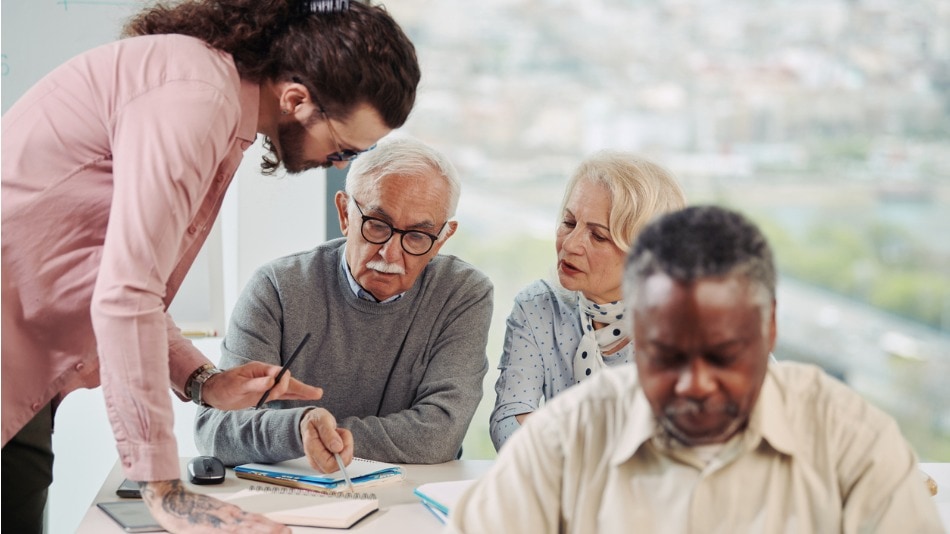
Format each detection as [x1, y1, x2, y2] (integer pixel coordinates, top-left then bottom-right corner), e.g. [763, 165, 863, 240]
[559, 151, 686, 252]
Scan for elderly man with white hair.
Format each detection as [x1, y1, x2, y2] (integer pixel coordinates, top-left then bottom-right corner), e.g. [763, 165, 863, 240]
[195, 135, 492, 473]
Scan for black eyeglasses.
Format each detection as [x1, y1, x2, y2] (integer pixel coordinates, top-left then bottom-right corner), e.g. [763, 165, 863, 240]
[315, 99, 375, 162]
[352, 199, 447, 256]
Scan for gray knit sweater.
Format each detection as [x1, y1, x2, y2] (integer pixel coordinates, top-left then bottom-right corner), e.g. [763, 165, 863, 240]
[194, 238, 492, 465]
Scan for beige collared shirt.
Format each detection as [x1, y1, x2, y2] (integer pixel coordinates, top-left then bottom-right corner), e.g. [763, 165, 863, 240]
[449, 362, 942, 533]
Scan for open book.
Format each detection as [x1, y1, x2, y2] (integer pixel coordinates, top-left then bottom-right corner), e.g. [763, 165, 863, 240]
[221, 486, 378, 529]
[234, 457, 404, 494]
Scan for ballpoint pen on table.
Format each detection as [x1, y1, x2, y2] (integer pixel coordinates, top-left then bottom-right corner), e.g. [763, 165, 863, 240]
[255, 332, 311, 409]
[334, 452, 355, 493]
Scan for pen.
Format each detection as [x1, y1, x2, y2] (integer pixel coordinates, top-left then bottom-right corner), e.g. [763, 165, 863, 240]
[255, 333, 311, 409]
[334, 452, 355, 494]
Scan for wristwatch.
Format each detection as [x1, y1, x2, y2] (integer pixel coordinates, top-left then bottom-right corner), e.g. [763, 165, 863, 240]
[186, 363, 224, 407]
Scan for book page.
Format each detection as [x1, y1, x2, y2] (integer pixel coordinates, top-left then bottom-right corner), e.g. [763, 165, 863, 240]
[221, 487, 378, 529]
[414, 480, 477, 514]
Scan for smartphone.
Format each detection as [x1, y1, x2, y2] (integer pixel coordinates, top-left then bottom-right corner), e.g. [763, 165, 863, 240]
[97, 501, 162, 532]
[116, 478, 142, 498]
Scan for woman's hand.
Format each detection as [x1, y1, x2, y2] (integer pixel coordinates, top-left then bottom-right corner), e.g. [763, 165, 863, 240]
[141, 479, 289, 533]
[201, 361, 323, 410]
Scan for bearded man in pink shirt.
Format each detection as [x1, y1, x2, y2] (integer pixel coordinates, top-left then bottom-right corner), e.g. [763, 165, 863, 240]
[1, 1, 420, 532]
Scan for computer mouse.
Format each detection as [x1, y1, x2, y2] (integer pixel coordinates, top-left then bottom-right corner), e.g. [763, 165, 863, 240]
[187, 455, 226, 485]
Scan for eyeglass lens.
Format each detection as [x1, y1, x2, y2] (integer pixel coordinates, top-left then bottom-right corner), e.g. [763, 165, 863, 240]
[319, 105, 375, 162]
[355, 201, 439, 255]
[361, 218, 436, 255]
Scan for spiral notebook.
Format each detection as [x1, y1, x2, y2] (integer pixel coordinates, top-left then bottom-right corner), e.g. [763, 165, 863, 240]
[221, 486, 378, 528]
[234, 457, 404, 494]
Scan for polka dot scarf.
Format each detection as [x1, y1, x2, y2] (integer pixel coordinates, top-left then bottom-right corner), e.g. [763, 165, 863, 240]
[573, 295, 630, 384]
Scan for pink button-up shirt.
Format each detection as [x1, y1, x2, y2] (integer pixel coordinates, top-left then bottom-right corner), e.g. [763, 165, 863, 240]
[1, 34, 259, 481]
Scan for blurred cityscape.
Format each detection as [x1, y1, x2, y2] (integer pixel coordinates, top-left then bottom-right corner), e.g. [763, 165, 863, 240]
[384, 0, 950, 460]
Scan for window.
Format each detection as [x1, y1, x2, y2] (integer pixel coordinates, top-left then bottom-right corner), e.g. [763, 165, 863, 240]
[390, 0, 950, 460]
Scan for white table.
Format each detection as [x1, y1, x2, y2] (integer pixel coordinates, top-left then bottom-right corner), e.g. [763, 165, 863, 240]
[79, 459, 949, 532]
[921, 463, 950, 530]
[77, 457, 494, 533]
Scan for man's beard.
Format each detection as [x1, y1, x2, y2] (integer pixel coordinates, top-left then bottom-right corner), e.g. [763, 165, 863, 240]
[272, 116, 329, 174]
[658, 397, 744, 447]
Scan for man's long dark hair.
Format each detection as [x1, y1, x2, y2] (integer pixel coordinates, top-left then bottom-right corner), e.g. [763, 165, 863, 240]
[123, 0, 420, 172]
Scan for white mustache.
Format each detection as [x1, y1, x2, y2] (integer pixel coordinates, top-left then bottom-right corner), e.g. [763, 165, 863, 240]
[366, 260, 405, 275]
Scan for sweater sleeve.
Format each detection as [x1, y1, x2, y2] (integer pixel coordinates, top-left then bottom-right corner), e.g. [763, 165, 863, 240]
[193, 266, 312, 465]
[341, 271, 493, 463]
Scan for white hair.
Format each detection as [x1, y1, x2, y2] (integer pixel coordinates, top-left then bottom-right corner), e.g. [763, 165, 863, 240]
[344, 133, 462, 218]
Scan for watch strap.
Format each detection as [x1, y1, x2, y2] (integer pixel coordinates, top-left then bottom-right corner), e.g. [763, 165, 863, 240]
[186, 364, 223, 407]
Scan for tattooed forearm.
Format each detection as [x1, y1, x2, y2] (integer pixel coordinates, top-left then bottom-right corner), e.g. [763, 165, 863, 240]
[141, 479, 255, 529]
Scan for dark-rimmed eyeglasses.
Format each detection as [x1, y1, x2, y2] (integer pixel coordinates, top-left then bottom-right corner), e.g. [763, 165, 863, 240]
[353, 199, 447, 256]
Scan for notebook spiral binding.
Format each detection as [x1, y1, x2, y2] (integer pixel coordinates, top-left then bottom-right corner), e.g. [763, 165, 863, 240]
[249, 484, 376, 500]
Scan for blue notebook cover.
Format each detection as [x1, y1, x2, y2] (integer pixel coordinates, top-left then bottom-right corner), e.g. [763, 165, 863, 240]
[235, 457, 404, 492]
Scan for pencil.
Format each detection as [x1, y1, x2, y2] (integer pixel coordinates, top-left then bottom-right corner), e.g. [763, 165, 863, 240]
[255, 333, 312, 409]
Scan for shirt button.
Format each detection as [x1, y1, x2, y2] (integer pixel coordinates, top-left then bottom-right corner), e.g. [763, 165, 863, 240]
[187, 225, 197, 235]
[31, 402, 41, 411]
[215, 172, 225, 182]
[75, 362, 85, 371]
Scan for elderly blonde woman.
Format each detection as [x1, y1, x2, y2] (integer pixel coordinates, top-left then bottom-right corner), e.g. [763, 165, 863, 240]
[490, 151, 686, 450]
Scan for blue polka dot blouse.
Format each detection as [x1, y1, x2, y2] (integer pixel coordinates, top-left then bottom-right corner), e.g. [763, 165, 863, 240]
[489, 279, 633, 451]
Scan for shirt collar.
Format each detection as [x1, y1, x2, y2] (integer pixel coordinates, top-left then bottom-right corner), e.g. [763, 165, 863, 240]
[339, 245, 404, 303]
[610, 388, 658, 466]
[610, 361, 797, 466]
[744, 362, 798, 457]
[237, 79, 260, 149]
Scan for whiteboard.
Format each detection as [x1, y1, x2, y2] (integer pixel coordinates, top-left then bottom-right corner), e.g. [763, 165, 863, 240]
[1, 1, 147, 112]
[1, 0, 225, 333]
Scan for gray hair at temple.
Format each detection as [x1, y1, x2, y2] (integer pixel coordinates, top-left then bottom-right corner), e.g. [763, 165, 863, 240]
[623, 205, 777, 306]
[344, 134, 462, 225]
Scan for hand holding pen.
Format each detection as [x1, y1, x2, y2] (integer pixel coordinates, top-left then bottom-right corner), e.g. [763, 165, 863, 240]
[197, 334, 322, 410]
[299, 407, 355, 477]
[256, 333, 312, 409]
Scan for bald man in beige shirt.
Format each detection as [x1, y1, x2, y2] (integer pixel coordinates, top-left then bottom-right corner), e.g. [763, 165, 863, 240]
[450, 206, 941, 533]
